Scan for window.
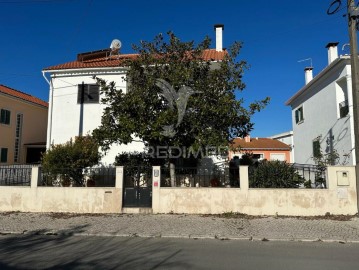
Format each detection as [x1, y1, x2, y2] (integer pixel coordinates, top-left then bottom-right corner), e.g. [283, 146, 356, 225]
[77, 84, 99, 104]
[313, 139, 321, 158]
[252, 154, 264, 160]
[339, 100, 349, 118]
[295, 106, 304, 124]
[14, 114, 23, 163]
[336, 78, 348, 118]
[0, 148, 8, 163]
[0, 109, 10, 125]
[270, 153, 285, 161]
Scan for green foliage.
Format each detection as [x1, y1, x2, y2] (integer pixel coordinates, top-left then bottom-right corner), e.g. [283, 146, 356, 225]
[93, 31, 270, 158]
[312, 140, 340, 188]
[41, 136, 101, 186]
[239, 151, 255, 165]
[249, 160, 305, 188]
[115, 151, 165, 167]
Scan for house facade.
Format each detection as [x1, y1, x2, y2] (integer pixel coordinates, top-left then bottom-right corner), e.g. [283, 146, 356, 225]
[0, 85, 48, 164]
[268, 131, 294, 162]
[229, 136, 291, 162]
[286, 43, 354, 165]
[43, 25, 227, 165]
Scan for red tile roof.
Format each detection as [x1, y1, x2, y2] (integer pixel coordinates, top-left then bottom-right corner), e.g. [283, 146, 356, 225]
[0, 85, 48, 108]
[231, 137, 291, 150]
[43, 48, 227, 71]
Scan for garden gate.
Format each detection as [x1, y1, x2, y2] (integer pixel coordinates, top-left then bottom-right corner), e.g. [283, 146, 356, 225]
[123, 166, 152, 207]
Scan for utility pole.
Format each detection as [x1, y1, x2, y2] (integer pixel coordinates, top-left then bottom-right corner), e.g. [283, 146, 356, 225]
[347, 0, 359, 212]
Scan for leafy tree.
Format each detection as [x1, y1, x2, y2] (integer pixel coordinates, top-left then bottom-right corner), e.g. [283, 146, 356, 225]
[93, 32, 269, 185]
[41, 136, 101, 186]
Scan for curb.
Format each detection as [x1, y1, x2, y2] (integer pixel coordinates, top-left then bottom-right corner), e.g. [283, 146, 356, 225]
[1, 230, 359, 243]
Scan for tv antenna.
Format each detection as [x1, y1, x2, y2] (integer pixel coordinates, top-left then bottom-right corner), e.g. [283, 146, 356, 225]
[297, 58, 313, 68]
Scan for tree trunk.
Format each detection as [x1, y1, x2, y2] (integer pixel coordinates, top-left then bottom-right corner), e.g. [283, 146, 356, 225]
[170, 162, 176, 187]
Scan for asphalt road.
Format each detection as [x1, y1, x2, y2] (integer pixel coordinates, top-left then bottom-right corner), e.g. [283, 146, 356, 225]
[0, 235, 358, 270]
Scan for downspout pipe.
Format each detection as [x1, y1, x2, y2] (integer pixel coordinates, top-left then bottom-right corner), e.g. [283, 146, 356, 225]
[42, 71, 53, 150]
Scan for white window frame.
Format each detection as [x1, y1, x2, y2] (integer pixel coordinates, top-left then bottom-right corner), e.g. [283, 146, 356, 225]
[270, 153, 286, 161]
[295, 106, 304, 124]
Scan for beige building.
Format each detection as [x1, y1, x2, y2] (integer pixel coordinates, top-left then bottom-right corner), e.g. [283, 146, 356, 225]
[0, 84, 48, 164]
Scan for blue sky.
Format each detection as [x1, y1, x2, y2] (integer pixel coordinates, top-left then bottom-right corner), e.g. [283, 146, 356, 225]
[0, 0, 351, 137]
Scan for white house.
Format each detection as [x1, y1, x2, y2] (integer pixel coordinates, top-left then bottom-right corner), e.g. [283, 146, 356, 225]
[268, 131, 294, 162]
[286, 43, 354, 165]
[42, 25, 227, 165]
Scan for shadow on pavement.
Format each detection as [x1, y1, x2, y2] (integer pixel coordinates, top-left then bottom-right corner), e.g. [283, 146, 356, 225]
[0, 226, 189, 269]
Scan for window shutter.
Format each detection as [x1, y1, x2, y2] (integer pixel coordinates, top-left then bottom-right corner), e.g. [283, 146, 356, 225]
[1, 109, 10, 124]
[313, 140, 320, 158]
[78, 84, 99, 103]
[5, 110, 10, 124]
[295, 109, 299, 123]
[0, 109, 4, 123]
[1, 148, 8, 163]
[300, 107, 303, 121]
[87, 84, 99, 103]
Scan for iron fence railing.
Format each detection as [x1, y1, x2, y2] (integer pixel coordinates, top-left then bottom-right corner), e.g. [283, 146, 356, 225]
[124, 166, 152, 188]
[0, 165, 33, 186]
[248, 163, 327, 189]
[160, 166, 232, 187]
[291, 163, 327, 188]
[41, 166, 116, 187]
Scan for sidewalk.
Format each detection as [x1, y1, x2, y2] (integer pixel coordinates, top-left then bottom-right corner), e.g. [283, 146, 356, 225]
[1, 212, 359, 243]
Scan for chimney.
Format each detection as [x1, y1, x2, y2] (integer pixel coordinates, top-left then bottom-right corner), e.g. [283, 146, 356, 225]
[214, 24, 224, 52]
[326, 42, 339, 65]
[244, 135, 251, 143]
[304, 67, 313, 84]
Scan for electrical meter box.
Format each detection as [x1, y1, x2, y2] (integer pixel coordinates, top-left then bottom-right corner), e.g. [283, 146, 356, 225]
[337, 171, 350, 186]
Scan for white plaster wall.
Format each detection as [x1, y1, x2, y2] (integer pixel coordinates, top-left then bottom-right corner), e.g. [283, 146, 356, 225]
[291, 64, 354, 165]
[152, 166, 358, 216]
[47, 69, 144, 165]
[0, 187, 122, 213]
[0, 166, 356, 215]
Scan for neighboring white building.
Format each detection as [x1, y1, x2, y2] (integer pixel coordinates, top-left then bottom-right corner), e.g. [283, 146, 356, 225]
[268, 131, 294, 162]
[286, 42, 354, 165]
[42, 26, 227, 165]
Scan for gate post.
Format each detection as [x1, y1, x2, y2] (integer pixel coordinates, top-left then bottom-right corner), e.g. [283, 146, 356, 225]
[152, 166, 161, 213]
[239, 166, 249, 191]
[116, 166, 124, 212]
[30, 166, 40, 188]
[115, 166, 124, 189]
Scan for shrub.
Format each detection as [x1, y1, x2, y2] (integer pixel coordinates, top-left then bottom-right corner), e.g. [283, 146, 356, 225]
[249, 160, 304, 188]
[41, 136, 101, 186]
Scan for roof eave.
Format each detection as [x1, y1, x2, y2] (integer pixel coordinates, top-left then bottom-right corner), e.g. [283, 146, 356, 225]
[0, 92, 48, 108]
[43, 66, 129, 73]
[285, 56, 350, 106]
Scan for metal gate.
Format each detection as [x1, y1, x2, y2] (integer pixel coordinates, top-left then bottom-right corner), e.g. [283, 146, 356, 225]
[123, 166, 152, 207]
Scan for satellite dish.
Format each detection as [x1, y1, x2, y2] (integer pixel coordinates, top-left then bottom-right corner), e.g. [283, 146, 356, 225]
[110, 39, 122, 51]
[107, 39, 122, 60]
